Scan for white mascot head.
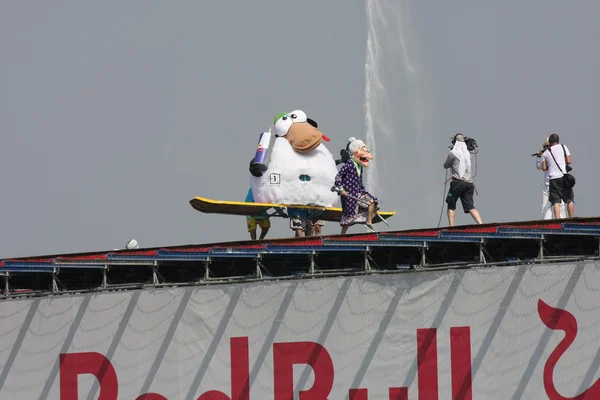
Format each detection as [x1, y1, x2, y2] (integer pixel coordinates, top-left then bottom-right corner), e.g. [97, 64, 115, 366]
[250, 110, 339, 207]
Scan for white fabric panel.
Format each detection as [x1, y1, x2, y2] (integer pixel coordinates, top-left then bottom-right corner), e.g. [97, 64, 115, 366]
[0, 261, 599, 399]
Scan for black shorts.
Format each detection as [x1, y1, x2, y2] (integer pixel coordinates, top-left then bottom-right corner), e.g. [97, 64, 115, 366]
[549, 177, 574, 205]
[446, 179, 475, 213]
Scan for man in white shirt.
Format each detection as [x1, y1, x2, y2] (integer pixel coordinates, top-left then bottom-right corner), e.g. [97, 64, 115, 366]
[536, 137, 566, 219]
[541, 133, 574, 218]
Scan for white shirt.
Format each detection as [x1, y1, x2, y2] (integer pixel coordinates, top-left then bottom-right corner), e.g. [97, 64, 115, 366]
[536, 157, 549, 186]
[542, 144, 571, 180]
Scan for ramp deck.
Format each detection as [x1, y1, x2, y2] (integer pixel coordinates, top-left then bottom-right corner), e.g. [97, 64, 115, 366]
[2, 217, 599, 298]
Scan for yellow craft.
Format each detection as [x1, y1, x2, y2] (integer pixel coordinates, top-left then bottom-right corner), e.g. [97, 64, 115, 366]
[189, 197, 395, 224]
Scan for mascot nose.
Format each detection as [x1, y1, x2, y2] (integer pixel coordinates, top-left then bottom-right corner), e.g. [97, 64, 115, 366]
[299, 175, 311, 182]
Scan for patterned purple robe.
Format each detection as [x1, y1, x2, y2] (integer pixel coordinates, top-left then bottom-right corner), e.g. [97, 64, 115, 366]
[334, 159, 379, 225]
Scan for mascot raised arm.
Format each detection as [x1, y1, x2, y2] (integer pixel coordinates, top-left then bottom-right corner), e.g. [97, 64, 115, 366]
[249, 110, 338, 236]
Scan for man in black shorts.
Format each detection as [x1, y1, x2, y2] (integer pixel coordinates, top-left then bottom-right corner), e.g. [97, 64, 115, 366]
[443, 134, 483, 226]
[541, 133, 575, 218]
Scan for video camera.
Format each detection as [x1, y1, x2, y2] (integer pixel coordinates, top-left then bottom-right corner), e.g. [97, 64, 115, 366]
[465, 137, 478, 153]
[451, 133, 478, 153]
[531, 148, 546, 157]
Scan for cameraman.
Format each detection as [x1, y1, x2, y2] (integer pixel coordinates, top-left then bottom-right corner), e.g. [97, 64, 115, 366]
[443, 134, 483, 226]
[535, 137, 566, 219]
[541, 133, 574, 218]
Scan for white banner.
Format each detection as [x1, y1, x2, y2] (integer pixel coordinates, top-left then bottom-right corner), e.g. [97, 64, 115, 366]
[1, 261, 600, 399]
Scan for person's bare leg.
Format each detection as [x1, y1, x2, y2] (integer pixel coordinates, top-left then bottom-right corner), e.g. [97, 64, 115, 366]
[341, 225, 349, 235]
[469, 209, 483, 224]
[306, 222, 315, 237]
[294, 229, 304, 238]
[250, 230, 257, 240]
[367, 202, 375, 225]
[553, 203, 562, 219]
[567, 201, 575, 218]
[259, 227, 269, 240]
[447, 209, 455, 226]
[312, 224, 321, 236]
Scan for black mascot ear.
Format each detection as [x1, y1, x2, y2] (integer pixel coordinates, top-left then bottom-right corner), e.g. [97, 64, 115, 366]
[307, 118, 318, 128]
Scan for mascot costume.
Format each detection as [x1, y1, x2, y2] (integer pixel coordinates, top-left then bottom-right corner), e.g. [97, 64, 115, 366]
[333, 137, 379, 234]
[249, 110, 338, 236]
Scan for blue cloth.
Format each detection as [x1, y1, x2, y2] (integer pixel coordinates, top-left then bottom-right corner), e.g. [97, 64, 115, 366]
[288, 208, 308, 218]
[245, 188, 254, 203]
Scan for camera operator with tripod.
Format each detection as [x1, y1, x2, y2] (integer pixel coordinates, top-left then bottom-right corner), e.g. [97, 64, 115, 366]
[541, 133, 575, 219]
[443, 133, 483, 226]
[534, 137, 566, 219]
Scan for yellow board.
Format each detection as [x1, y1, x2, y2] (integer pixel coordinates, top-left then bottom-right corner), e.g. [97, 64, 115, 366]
[189, 197, 396, 224]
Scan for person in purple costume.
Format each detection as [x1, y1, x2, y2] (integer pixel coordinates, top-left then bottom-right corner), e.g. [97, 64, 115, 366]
[333, 137, 378, 234]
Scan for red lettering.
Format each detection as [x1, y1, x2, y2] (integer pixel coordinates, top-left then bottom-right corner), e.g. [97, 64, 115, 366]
[197, 337, 250, 400]
[450, 327, 472, 400]
[417, 328, 438, 400]
[59, 352, 118, 400]
[389, 387, 408, 400]
[196, 391, 230, 400]
[58, 328, 474, 399]
[135, 394, 168, 400]
[349, 387, 408, 399]
[349, 388, 368, 400]
[273, 341, 334, 400]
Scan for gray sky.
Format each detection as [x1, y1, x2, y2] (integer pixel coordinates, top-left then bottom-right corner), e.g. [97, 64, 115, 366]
[1, 1, 599, 258]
